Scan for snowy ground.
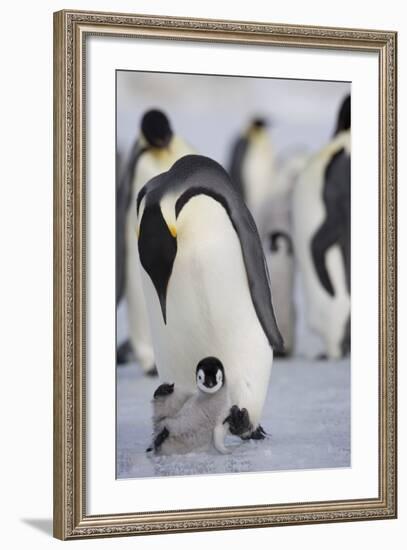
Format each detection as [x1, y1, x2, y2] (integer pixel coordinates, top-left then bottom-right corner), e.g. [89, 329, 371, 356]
[117, 357, 350, 479]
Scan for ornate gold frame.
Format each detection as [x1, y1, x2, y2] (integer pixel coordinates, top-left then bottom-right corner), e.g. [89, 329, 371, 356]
[53, 9, 397, 540]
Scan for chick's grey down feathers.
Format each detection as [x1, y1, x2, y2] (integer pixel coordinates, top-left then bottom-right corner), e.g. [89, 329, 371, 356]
[151, 383, 231, 455]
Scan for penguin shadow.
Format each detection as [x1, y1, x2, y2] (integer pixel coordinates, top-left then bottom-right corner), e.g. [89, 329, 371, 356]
[21, 518, 53, 537]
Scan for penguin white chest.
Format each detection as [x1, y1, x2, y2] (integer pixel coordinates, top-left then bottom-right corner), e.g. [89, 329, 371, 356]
[171, 197, 249, 342]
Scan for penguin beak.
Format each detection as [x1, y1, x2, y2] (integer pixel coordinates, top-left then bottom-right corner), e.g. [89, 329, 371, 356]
[168, 224, 177, 238]
[138, 204, 177, 324]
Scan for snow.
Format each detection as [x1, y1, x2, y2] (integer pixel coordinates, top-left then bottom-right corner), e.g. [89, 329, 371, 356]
[117, 357, 350, 479]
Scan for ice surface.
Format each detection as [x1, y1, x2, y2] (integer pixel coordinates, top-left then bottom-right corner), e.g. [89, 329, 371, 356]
[117, 357, 350, 479]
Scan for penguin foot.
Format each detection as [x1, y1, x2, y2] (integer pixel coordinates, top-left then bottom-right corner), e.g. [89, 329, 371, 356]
[224, 405, 253, 437]
[153, 383, 175, 399]
[146, 365, 158, 377]
[246, 425, 267, 440]
[154, 427, 169, 451]
[116, 339, 134, 365]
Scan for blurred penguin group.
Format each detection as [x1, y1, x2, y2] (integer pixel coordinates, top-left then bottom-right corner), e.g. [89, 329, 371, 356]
[117, 94, 351, 374]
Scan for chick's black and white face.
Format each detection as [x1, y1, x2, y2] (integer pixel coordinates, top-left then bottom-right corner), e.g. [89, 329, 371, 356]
[196, 358, 225, 394]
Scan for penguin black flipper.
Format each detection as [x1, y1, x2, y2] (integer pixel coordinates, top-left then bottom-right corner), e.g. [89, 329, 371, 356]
[311, 148, 351, 297]
[153, 383, 175, 399]
[154, 427, 169, 451]
[311, 220, 339, 297]
[226, 193, 285, 352]
[163, 155, 285, 352]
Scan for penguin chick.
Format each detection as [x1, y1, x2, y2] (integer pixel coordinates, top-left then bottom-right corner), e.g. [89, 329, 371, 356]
[152, 357, 232, 456]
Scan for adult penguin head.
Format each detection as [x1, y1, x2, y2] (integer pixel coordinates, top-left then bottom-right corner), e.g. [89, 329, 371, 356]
[333, 95, 351, 135]
[251, 117, 268, 129]
[141, 109, 173, 148]
[248, 117, 269, 136]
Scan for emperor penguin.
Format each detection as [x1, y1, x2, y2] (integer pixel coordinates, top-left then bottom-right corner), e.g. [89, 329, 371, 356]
[137, 154, 284, 438]
[292, 95, 351, 358]
[116, 109, 194, 372]
[151, 357, 233, 455]
[257, 151, 310, 355]
[228, 117, 275, 223]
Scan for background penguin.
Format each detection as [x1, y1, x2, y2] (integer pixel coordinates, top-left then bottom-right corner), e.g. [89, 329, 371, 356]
[292, 95, 351, 358]
[228, 117, 276, 223]
[151, 357, 233, 455]
[137, 154, 284, 438]
[116, 109, 194, 372]
[257, 151, 310, 355]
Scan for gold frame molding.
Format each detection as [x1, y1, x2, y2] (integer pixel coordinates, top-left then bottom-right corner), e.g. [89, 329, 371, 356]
[53, 9, 397, 540]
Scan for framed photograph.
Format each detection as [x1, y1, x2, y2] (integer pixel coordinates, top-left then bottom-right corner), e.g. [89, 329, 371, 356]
[53, 9, 397, 540]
